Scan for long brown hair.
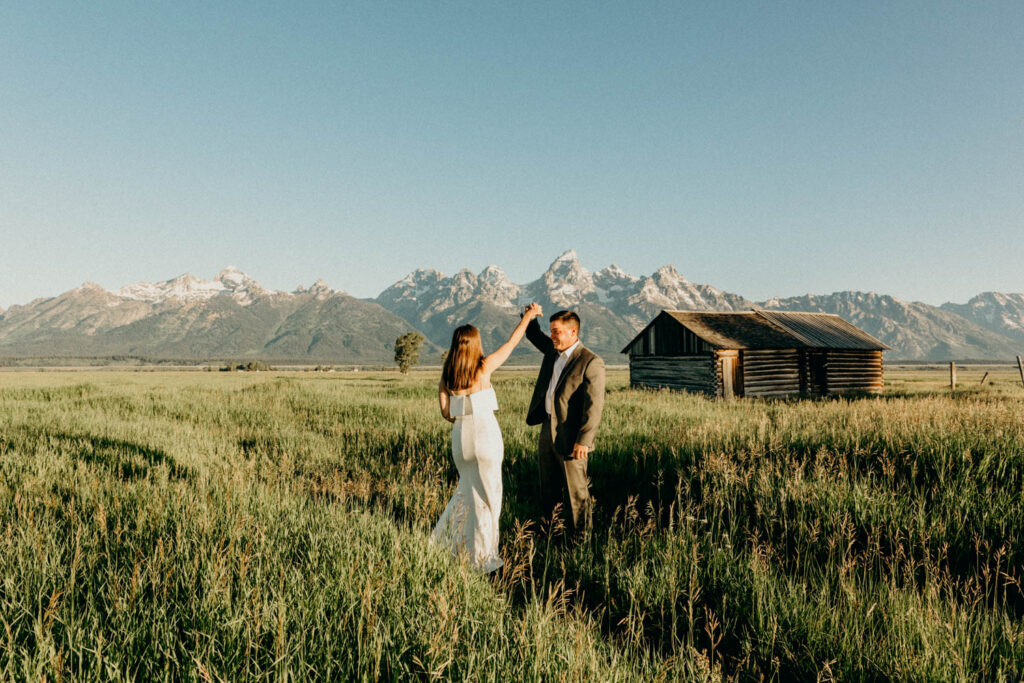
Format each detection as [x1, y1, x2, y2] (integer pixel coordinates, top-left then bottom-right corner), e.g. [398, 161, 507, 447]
[442, 325, 484, 391]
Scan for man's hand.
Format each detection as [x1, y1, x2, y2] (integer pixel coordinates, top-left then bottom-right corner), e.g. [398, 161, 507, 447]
[523, 302, 543, 319]
[570, 443, 589, 460]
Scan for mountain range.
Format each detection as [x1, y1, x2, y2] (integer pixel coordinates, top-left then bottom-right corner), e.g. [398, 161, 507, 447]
[1, 252, 1022, 363]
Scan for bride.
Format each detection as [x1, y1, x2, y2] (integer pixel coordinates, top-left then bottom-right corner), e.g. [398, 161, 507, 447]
[431, 302, 543, 572]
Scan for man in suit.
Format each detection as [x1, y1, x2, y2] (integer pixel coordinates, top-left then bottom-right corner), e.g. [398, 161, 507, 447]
[524, 307, 606, 533]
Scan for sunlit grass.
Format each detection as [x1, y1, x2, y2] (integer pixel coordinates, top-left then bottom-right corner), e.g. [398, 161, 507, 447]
[1, 368, 1022, 680]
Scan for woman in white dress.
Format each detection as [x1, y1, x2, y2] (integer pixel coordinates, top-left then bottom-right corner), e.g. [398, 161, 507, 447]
[431, 303, 543, 572]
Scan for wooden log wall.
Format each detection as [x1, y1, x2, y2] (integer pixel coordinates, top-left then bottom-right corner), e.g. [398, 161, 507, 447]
[742, 348, 801, 398]
[626, 316, 715, 356]
[629, 355, 717, 395]
[624, 328, 651, 356]
[823, 350, 884, 395]
[657, 318, 714, 355]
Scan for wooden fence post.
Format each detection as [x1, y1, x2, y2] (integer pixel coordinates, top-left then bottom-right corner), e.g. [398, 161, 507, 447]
[1017, 355, 1024, 388]
[979, 371, 989, 385]
[950, 361, 957, 390]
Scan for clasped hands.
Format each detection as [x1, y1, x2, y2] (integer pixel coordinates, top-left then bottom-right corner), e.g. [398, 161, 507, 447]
[522, 302, 543, 319]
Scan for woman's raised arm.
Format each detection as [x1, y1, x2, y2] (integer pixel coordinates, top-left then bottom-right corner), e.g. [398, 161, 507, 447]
[482, 303, 543, 375]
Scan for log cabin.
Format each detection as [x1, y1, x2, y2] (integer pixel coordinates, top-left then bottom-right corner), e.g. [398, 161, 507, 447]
[621, 310, 889, 398]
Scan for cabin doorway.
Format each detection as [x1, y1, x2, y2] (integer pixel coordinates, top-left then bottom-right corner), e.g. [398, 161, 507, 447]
[722, 356, 736, 398]
[807, 352, 827, 396]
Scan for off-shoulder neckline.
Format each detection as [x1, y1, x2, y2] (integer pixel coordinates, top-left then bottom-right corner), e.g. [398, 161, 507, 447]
[449, 385, 495, 397]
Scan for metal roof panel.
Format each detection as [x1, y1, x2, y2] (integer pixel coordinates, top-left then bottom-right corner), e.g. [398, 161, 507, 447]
[754, 310, 890, 350]
[621, 310, 891, 352]
[660, 311, 801, 349]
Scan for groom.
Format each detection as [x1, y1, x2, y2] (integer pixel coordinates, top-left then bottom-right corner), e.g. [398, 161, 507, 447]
[524, 306, 606, 533]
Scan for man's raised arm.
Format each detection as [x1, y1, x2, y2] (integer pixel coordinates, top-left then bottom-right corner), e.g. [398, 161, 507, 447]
[525, 309, 553, 354]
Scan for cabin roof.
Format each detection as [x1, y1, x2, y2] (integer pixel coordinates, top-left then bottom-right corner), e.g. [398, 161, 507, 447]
[622, 310, 890, 353]
[754, 310, 890, 350]
[633, 311, 799, 351]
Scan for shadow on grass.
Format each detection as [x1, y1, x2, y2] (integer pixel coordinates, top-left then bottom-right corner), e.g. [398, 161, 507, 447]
[6, 428, 193, 481]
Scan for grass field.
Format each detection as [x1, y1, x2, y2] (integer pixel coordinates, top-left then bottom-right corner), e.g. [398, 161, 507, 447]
[1, 367, 1022, 680]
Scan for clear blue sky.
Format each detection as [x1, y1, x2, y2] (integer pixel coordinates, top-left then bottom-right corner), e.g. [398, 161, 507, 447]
[2, 2, 1022, 308]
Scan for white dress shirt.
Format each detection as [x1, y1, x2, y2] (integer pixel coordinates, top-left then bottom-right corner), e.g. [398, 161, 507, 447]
[545, 340, 581, 416]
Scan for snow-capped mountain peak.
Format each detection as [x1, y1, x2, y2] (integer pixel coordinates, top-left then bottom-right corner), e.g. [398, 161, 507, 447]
[597, 263, 637, 282]
[116, 268, 276, 305]
[3, 253, 1022, 362]
[479, 264, 507, 281]
[545, 250, 587, 276]
[74, 281, 107, 294]
[535, 250, 595, 305]
[398, 268, 445, 287]
[592, 264, 640, 305]
[305, 278, 335, 298]
[378, 252, 755, 333]
[941, 291, 1024, 341]
[217, 266, 266, 292]
[552, 249, 579, 264]
[653, 264, 685, 281]
[118, 273, 225, 303]
[476, 265, 520, 307]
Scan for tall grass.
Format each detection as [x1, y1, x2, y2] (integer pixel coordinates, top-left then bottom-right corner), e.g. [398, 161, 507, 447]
[1, 370, 1021, 680]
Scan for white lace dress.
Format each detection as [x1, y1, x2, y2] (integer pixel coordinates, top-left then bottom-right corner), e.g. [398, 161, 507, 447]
[430, 387, 503, 573]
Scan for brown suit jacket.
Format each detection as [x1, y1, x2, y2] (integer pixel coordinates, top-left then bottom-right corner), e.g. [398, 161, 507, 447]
[525, 319, 606, 457]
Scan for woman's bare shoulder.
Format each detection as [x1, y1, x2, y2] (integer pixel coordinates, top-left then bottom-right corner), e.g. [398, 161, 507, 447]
[448, 380, 493, 396]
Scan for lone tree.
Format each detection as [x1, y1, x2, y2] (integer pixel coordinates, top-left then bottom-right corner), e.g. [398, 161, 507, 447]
[394, 331, 425, 374]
